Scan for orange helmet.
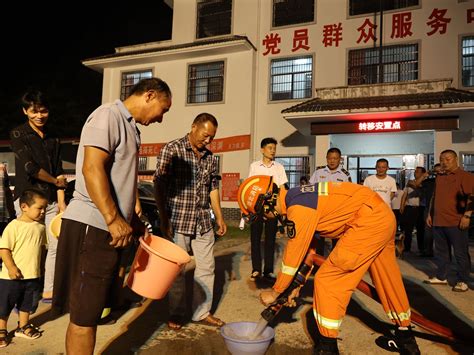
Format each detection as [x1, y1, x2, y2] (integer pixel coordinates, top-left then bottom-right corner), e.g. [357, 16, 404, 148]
[238, 175, 278, 222]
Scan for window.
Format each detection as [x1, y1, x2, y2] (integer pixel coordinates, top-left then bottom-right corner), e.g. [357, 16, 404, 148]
[138, 157, 148, 172]
[196, 0, 232, 39]
[187, 61, 225, 103]
[120, 70, 153, 100]
[350, 0, 418, 16]
[462, 36, 474, 87]
[348, 44, 418, 85]
[460, 152, 474, 173]
[275, 156, 310, 188]
[270, 56, 313, 101]
[272, 0, 314, 27]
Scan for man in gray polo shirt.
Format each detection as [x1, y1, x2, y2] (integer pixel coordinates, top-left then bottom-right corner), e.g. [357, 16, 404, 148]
[52, 78, 172, 354]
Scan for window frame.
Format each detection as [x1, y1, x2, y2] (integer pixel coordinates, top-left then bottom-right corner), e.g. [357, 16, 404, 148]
[460, 151, 474, 173]
[186, 60, 226, 105]
[268, 54, 314, 102]
[271, 0, 316, 29]
[460, 34, 474, 89]
[196, 0, 233, 39]
[348, 0, 419, 17]
[275, 156, 310, 188]
[120, 70, 153, 101]
[347, 43, 419, 86]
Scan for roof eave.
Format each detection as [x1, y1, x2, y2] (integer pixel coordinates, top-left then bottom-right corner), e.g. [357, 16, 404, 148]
[82, 37, 255, 73]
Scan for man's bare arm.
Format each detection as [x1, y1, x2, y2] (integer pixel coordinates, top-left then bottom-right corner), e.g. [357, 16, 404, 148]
[83, 146, 132, 248]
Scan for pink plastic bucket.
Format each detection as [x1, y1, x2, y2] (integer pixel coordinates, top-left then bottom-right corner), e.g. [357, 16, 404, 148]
[126, 235, 191, 300]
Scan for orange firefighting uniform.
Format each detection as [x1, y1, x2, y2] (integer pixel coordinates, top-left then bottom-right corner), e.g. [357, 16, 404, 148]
[273, 182, 412, 338]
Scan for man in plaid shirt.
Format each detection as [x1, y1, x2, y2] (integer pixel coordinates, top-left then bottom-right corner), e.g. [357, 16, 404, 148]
[154, 112, 227, 330]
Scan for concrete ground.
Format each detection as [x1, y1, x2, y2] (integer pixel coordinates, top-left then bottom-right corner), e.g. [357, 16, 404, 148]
[3, 235, 474, 354]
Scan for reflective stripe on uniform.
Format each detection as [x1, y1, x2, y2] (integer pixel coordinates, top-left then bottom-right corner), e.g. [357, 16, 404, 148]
[318, 182, 328, 196]
[386, 308, 411, 322]
[313, 309, 342, 330]
[281, 262, 298, 276]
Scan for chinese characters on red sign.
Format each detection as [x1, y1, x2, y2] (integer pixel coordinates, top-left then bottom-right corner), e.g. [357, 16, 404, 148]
[358, 121, 401, 132]
[262, 7, 461, 55]
[139, 135, 251, 157]
[221, 173, 241, 202]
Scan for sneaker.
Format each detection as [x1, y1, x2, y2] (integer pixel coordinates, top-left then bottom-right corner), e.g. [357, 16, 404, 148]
[452, 282, 469, 292]
[423, 277, 447, 285]
[250, 271, 260, 281]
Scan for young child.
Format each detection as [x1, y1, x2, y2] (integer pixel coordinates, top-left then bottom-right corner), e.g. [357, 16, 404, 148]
[0, 189, 48, 347]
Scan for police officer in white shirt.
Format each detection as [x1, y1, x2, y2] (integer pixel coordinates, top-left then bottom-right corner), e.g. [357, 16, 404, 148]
[309, 147, 351, 256]
[309, 147, 351, 185]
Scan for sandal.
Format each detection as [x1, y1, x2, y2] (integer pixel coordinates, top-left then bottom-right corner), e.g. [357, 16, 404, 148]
[167, 315, 184, 331]
[0, 329, 8, 348]
[193, 314, 225, 328]
[15, 324, 42, 339]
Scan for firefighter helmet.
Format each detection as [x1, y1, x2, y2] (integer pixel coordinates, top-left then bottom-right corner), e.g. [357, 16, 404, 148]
[237, 175, 278, 222]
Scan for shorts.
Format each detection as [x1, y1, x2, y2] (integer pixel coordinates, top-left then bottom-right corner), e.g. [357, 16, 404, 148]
[0, 278, 41, 317]
[54, 219, 121, 327]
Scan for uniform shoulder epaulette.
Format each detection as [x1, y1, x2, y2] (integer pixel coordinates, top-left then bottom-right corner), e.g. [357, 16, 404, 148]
[341, 168, 350, 176]
[316, 165, 326, 170]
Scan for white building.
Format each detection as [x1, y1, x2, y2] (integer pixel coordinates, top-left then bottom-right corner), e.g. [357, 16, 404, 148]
[83, 0, 474, 221]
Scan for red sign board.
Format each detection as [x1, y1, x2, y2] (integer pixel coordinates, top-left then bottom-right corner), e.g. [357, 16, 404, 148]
[221, 173, 240, 202]
[358, 120, 401, 131]
[139, 135, 251, 157]
[311, 117, 459, 135]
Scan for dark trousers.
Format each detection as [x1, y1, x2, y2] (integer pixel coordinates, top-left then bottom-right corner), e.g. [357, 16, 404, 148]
[402, 206, 425, 252]
[433, 226, 470, 283]
[250, 217, 278, 274]
[423, 208, 434, 255]
[393, 209, 402, 232]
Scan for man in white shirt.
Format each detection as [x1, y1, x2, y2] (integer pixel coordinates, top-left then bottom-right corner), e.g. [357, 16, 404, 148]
[364, 158, 397, 206]
[247, 137, 288, 283]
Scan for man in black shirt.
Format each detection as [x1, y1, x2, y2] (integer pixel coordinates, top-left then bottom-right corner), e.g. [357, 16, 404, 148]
[9, 89, 67, 301]
[411, 163, 441, 257]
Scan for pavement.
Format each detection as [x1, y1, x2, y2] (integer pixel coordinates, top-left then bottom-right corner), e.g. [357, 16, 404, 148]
[3, 235, 474, 354]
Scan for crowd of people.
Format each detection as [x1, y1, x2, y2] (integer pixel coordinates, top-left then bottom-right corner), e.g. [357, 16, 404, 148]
[0, 78, 472, 354]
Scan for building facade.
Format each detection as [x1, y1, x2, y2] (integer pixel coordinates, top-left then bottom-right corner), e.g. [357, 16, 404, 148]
[83, 0, 474, 221]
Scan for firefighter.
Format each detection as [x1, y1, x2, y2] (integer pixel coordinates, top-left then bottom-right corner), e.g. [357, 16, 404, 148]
[237, 175, 420, 355]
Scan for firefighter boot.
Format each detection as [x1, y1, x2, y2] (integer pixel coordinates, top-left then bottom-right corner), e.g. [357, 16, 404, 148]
[313, 335, 339, 355]
[394, 327, 420, 355]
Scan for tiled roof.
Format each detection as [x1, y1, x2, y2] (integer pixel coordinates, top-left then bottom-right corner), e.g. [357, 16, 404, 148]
[82, 35, 255, 62]
[282, 88, 474, 114]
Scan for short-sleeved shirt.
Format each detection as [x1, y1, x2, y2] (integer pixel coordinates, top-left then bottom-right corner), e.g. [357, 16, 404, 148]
[391, 189, 404, 210]
[9, 122, 64, 202]
[363, 174, 397, 206]
[0, 219, 46, 279]
[154, 134, 219, 235]
[248, 160, 288, 187]
[63, 100, 140, 232]
[433, 167, 474, 227]
[403, 181, 421, 207]
[420, 177, 436, 207]
[309, 165, 351, 184]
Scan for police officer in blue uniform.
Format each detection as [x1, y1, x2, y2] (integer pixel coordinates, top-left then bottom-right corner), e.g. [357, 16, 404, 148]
[309, 147, 351, 256]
